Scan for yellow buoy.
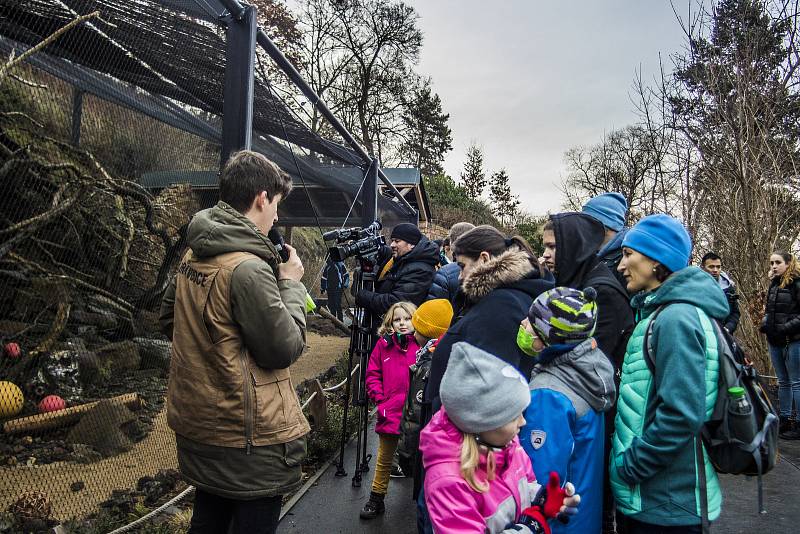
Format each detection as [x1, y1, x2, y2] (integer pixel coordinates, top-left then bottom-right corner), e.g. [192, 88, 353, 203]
[0, 381, 24, 418]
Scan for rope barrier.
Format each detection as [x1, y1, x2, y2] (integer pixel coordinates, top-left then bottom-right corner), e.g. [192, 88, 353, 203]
[106, 362, 361, 532]
[106, 486, 195, 534]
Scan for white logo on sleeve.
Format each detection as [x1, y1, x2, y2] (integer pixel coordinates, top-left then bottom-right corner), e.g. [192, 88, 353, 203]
[530, 430, 546, 450]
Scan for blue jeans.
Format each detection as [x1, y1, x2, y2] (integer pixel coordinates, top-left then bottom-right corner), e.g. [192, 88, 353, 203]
[768, 340, 800, 418]
[416, 487, 434, 534]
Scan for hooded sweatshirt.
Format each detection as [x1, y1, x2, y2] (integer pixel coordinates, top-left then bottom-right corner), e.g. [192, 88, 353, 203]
[549, 212, 633, 369]
[426, 250, 554, 410]
[520, 338, 616, 534]
[356, 236, 440, 315]
[420, 408, 543, 534]
[611, 266, 729, 526]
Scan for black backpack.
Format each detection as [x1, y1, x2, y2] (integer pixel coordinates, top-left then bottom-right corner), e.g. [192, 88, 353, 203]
[644, 305, 779, 528]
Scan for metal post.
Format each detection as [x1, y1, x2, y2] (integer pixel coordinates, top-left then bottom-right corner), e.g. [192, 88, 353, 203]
[71, 89, 83, 146]
[220, 4, 257, 167]
[362, 158, 379, 226]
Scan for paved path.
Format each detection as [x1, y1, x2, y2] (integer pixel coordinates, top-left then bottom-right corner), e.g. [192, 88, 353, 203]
[279, 426, 800, 534]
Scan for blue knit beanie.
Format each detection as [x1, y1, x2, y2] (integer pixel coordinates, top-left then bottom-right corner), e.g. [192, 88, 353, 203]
[622, 214, 692, 273]
[582, 192, 628, 232]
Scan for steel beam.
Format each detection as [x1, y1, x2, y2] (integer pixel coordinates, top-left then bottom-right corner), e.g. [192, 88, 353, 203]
[220, 4, 256, 167]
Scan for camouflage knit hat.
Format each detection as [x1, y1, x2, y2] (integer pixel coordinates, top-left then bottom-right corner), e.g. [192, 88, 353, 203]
[527, 286, 598, 346]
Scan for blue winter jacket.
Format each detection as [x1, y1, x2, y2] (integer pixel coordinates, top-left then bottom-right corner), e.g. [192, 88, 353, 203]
[520, 339, 617, 534]
[426, 262, 461, 303]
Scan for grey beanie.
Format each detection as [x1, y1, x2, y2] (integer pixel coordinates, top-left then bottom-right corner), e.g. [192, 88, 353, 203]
[440, 342, 531, 434]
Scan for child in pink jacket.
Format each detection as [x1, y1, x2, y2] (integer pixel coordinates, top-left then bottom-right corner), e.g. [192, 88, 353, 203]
[360, 301, 420, 519]
[421, 342, 582, 534]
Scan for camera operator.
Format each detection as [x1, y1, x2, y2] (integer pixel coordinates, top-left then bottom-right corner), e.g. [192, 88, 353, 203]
[159, 151, 309, 534]
[355, 223, 439, 316]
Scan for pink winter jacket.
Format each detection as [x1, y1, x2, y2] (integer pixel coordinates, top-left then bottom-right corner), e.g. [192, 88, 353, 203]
[366, 335, 420, 435]
[420, 408, 542, 534]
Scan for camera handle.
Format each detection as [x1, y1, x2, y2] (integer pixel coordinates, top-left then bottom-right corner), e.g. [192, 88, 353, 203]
[334, 258, 379, 487]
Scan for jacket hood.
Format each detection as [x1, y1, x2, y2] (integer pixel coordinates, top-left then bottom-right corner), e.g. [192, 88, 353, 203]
[397, 236, 440, 267]
[718, 271, 734, 291]
[550, 212, 606, 287]
[186, 202, 278, 262]
[462, 249, 540, 301]
[598, 227, 628, 258]
[420, 408, 515, 471]
[631, 266, 729, 320]
[530, 338, 616, 412]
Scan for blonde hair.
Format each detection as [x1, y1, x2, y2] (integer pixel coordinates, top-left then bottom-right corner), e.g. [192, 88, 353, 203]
[377, 301, 418, 336]
[459, 432, 496, 494]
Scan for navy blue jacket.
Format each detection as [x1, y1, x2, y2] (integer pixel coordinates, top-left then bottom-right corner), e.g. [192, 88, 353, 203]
[426, 262, 461, 303]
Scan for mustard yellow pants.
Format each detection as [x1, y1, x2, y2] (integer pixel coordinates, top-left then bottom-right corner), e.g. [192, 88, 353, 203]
[371, 434, 400, 495]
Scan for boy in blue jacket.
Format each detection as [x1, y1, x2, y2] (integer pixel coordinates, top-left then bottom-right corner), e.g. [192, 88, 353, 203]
[517, 286, 617, 534]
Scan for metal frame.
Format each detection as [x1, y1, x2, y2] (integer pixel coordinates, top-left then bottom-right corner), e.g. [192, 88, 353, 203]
[216, 0, 416, 219]
[220, 4, 257, 166]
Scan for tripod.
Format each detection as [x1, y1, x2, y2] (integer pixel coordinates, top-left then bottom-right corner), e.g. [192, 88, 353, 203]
[334, 256, 379, 487]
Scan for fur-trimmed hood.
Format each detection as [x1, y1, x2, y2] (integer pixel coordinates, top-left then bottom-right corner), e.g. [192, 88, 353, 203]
[462, 249, 543, 301]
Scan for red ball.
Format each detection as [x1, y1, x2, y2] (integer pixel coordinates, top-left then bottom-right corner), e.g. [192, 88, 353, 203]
[3, 342, 21, 359]
[38, 395, 66, 413]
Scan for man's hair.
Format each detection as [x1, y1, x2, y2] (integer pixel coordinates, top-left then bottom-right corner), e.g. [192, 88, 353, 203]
[543, 220, 554, 232]
[448, 222, 475, 247]
[701, 251, 721, 265]
[219, 150, 293, 213]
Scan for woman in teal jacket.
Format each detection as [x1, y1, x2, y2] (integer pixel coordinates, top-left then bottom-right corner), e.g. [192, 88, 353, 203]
[610, 214, 729, 534]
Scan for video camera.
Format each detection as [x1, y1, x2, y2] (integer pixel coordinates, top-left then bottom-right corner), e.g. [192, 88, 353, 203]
[323, 221, 385, 263]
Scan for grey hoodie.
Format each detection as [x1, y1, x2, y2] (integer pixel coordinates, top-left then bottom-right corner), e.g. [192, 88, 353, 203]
[529, 339, 616, 417]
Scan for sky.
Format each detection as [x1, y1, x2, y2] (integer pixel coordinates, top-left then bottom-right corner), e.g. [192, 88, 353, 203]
[408, 0, 694, 215]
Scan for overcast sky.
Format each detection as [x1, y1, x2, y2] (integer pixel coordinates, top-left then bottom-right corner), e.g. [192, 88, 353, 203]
[408, 0, 693, 215]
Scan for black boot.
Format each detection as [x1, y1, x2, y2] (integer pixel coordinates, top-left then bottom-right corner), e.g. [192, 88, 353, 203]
[779, 416, 792, 437]
[782, 420, 800, 440]
[359, 491, 385, 519]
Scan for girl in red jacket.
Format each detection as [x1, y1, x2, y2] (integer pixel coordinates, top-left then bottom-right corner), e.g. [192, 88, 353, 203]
[360, 301, 419, 519]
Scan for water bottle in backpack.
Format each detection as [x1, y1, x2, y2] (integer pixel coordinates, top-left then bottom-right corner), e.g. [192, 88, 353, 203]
[727, 386, 757, 446]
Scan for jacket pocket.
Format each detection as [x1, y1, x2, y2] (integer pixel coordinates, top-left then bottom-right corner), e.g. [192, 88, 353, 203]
[283, 437, 307, 467]
[251, 366, 295, 434]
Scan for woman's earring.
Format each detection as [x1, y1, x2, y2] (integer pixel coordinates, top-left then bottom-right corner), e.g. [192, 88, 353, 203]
[652, 266, 657, 272]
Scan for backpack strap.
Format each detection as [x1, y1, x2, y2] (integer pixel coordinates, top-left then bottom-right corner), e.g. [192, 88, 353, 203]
[641, 305, 667, 375]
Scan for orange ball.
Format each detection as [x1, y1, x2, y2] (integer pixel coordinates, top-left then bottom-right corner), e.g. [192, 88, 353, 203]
[38, 395, 65, 413]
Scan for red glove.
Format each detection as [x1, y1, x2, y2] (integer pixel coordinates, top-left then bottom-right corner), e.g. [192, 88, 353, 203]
[518, 506, 551, 534]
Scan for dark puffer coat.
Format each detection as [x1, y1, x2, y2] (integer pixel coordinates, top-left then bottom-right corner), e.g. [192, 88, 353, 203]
[762, 276, 800, 346]
[426, 262, 461, 303]
[356, 236, 440, 316]
[550, 212, 634, 370]
[425, 249, 554, 411]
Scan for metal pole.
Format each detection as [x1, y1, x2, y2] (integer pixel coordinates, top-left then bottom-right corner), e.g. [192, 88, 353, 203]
[363, 158, 379, 226]
[220, 3, 256, 167]
[216, 0, 416, 216]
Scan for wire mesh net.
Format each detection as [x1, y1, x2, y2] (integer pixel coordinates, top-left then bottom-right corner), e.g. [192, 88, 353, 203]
[0, 0, 413, 528]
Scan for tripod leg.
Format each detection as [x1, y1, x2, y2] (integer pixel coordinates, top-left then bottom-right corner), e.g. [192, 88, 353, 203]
[360, 403, 371, 472]
[352, 403, 364, 487]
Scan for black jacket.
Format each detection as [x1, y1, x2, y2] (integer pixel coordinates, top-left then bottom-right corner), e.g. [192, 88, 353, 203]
[762, 276, 800, 346]
[718, 272, 741, 333]
[425, 250, 554, 411]
[550, 212, 634, 369]
[426, 262, 461, 302]
[355, 236, 439, 315]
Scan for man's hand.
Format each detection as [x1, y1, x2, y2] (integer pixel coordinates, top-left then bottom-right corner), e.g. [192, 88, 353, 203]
[277, 244, 304, 282]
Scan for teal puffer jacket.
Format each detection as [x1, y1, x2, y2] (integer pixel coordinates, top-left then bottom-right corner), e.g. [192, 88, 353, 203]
[611, 266, 729, 526]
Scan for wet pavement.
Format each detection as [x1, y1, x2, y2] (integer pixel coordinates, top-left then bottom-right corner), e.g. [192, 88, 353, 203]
[279, 422, 800, 534]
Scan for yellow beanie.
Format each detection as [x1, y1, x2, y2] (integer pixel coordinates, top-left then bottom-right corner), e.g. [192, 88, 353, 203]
[412, 299, 454, 340]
